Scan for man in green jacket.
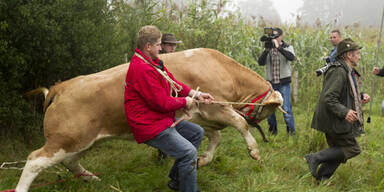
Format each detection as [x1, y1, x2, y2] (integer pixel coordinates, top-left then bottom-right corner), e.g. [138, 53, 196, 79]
[305, 38, 371, 181]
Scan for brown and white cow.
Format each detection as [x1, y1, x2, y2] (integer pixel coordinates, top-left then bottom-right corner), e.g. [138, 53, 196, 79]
[15, 48, 282, 192]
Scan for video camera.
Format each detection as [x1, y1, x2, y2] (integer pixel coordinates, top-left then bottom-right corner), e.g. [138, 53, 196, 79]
[315, 57, 340, 76]
[260, 27, 280, 49]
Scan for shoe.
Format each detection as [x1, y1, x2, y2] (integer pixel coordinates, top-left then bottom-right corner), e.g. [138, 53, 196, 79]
[305, 147, 345, 179]
[304, 153, 319, 178]
[167, 179, 179, 191]
[157, 149, 168, 161]
[268, 126, 277, 135]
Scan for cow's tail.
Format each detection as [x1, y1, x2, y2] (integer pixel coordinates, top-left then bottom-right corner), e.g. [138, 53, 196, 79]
[24, 87, 55, 111]
[25, 87, 49, 99]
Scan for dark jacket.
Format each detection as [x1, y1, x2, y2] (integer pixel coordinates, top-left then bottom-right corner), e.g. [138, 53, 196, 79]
[311, 59, 362, 137]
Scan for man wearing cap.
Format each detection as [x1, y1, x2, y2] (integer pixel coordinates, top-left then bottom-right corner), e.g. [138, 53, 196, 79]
[305, 38, 370, 181]
[258, 27, 296, 135]
[160, 33, 182, 54]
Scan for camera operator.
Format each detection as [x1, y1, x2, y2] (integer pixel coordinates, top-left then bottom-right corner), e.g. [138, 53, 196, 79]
[257, 28, 295, 136]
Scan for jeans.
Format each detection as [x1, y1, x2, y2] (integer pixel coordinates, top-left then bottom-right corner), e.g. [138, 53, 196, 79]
[267, 82, 295, 134]
[145, 120, 204, 192]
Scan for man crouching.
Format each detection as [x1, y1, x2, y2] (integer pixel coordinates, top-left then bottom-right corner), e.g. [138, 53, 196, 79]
[305, 38, 370, 181]
[124, 25, 214, 192]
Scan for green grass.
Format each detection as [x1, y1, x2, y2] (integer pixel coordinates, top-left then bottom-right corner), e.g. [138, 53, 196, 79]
[1, 102, 384, 192]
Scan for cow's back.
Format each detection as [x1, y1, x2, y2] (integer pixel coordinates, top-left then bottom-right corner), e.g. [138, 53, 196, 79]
[161, 49, 237, 101]
[43, 63, 131, 151]
[160, 48, 270, 102]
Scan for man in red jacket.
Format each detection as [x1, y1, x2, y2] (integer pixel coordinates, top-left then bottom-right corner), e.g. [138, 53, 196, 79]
[124, 25, 213, 192]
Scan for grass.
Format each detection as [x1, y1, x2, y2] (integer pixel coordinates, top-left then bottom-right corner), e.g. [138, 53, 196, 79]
[1, 101, 384, 192]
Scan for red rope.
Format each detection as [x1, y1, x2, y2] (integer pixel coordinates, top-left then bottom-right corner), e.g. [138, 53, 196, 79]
[244, 88, 271, 119]
[0, 172, 102, 192]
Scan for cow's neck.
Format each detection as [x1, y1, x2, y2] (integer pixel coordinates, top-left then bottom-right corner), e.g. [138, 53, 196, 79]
[227, 63, 271, 109]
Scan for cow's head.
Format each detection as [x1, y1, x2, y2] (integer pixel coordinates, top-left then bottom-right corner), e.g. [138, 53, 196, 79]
[241, 90, 284, 124]
[256, 90, 284, 121]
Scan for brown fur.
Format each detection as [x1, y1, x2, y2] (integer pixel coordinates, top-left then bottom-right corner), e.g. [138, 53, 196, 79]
[16, 48, 282, 192]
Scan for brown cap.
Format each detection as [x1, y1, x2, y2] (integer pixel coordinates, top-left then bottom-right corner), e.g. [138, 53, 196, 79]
[161, 33, 182, 44]
[336, 38, 362, 58]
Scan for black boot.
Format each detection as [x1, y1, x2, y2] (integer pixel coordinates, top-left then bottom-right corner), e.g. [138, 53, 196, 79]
[304, 147, 345, 178]
[157, 149, 168, 161]
[269, 125, 277, 135]
[167, 179, 179, 191]
[316, 161, 341, 181]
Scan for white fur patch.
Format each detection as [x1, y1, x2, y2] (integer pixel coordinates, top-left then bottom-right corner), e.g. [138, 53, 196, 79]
[184, 49, 196, 57]
[16, 149, 75, 192]
[230, 110, 244, 122]
[96, 133, 134, 141]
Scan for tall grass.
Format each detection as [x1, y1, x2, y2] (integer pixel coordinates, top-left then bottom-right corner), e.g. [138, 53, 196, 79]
[1, 103, 384, 191]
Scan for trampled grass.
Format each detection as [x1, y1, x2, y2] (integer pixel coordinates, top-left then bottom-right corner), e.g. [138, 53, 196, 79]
[1, 101, 384, 192]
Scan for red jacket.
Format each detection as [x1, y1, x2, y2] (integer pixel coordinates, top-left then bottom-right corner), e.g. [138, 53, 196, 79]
[124, 49, 191, 143]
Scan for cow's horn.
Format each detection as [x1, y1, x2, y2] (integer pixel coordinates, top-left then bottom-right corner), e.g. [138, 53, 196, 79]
[278, 106, 287, 114]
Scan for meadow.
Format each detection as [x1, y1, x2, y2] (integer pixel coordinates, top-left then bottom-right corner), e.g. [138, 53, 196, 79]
[1, 102, 384, 192]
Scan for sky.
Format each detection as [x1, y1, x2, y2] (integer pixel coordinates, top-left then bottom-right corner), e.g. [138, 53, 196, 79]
[232, 0, 304, 24]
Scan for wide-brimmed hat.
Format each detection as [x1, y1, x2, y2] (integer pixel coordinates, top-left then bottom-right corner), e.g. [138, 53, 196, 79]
[161, 33, 182, 44]
[335, 38, 362, 58]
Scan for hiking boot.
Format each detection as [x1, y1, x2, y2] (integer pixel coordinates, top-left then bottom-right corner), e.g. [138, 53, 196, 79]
[305, 153, 319, 178]
[305, 147, 345, 179]
[167, 179, 179, 191]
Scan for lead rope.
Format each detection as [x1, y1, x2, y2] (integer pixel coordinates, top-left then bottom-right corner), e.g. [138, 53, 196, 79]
[134, 53, 182, 97]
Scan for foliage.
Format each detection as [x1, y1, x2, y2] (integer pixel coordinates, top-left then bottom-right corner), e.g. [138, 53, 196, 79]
[0, 0, 125, 139]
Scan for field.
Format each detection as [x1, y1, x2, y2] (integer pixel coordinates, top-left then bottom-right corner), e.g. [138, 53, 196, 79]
[1, 102, 384, 192]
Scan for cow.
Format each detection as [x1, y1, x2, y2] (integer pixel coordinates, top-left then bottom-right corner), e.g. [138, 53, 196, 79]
[15, 48, 283, 192]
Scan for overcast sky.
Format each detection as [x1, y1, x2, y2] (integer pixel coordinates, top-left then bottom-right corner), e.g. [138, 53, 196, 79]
[231, 0, 304, 24]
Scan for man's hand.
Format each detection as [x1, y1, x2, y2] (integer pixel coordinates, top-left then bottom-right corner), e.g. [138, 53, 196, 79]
[272, 39, 279, 48]
[373, 67, 380, 75]
[362, 93, 370, 104]
[345, 109, 358, 123]
[198, 92, 214, 104]
[185, 97, 194, 110]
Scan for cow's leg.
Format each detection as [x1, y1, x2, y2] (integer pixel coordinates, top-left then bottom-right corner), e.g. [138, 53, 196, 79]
[62, 151, 100, 181]
[198, 128, 221, 168]
[200, 105, 261, 161]
[16, 146, 74, 192]
[253, 123, 268, 142]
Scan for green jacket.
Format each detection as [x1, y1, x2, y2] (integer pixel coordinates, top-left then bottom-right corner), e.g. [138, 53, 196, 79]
[311, 59, 362, 137]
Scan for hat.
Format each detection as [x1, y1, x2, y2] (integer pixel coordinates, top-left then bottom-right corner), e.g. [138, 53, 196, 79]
[335, 38, 362, 58]
[161, 33, 182, 44]
[273, 28, 283, 36]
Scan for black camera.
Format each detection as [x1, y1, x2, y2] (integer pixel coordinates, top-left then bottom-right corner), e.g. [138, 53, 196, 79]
[260, 27, 280, 49]
[315, 57, 339, 76]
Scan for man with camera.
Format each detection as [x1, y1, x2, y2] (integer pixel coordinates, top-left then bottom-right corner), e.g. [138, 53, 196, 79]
[305, 38, 370, 182]
[258, 27, 295, 135]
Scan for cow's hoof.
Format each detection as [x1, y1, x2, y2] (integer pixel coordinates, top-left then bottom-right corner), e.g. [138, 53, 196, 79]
[249, 149, 261, 161]
[197, 154, 210, 168]
[78, 173, 101, 182]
